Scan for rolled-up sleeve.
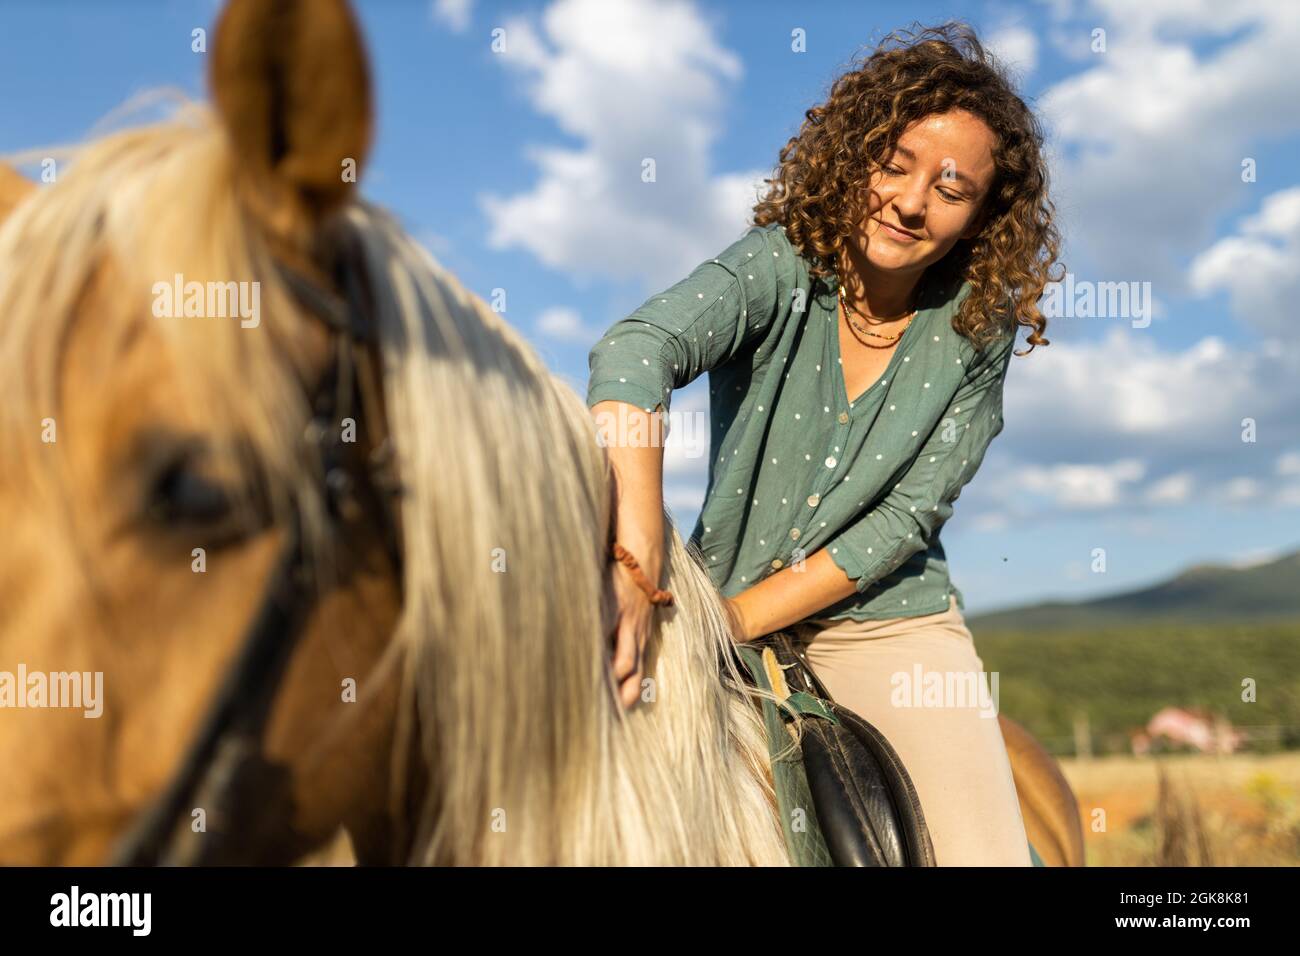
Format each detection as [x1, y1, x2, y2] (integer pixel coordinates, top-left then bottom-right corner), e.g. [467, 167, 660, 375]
[586, 225, 791, 415]
[824, 331, 1016, 592]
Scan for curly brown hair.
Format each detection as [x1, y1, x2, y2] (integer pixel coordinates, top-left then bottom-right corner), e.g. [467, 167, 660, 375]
[753, 20, 1061, 355]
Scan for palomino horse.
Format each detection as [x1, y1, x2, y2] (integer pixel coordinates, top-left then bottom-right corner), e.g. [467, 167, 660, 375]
[0, 0, 1083, 867]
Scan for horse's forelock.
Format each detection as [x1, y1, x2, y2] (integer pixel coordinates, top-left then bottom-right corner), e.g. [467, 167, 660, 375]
[0, 112, 332, 553]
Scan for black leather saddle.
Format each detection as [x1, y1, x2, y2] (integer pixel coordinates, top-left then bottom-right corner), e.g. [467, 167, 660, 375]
[732, 631, 936, 867]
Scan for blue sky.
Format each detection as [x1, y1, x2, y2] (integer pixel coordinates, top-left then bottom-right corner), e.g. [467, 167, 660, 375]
[3, 0, 1298, 614]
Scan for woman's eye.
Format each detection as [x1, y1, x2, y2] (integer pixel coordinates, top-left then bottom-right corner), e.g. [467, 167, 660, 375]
[939, 190, 964, 202]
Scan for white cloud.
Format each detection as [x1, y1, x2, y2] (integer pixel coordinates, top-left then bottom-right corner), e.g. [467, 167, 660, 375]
[1217, 475, 1261, 503]
[481, 0, 766, 288]
[1188, 187, 1300, 339]
[1005, 326, 1300, 451]
[1145, 471, 1194, 504]
[663, 386, 712, 526]
[662, 385, 711, 479]
[654, 383, 721, 529]
[536, 306, 595, 342]
[432, 0, 473, 33]
[1002, 327, 1273, 443]
[970, 511, 1011, 532]
[1089, 0, 1270, 34]
[1228, 546, 1287, 568]
[1037, 0, 1300, 290]
[665, 482, 706, 522]
[949, 323, 1300, 520]
[1019, 458, 1146, 508]
[986, 25, 1039, 78]
[1033, 0, 1077, 22]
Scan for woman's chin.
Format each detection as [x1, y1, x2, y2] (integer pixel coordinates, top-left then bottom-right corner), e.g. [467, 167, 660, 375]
[864, 247, 922, 274]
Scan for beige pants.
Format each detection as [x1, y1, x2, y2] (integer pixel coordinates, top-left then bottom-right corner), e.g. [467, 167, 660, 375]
[788, 594, 1033, 866]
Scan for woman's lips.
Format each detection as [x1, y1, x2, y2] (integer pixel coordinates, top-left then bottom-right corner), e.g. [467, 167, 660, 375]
[876, 219, 920, 242]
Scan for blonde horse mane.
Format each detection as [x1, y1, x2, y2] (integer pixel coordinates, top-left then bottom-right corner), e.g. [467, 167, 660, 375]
[350, 203, 791, 865]
[0, 105, 792, 865]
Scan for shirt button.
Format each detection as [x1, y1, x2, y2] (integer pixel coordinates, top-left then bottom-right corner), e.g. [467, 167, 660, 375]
[790, 528, 801, 540]
[806, 494, 820, 508]
[824, 456, 837, 468]
[770, 558, 783, 570]
[837, 412, 849, 424]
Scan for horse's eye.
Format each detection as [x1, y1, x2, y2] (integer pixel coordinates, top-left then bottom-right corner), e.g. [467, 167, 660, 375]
[147, 457, 235, 527]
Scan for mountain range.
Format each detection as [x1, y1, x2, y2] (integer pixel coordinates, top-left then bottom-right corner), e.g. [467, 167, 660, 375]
[965, 548, 1300, 633]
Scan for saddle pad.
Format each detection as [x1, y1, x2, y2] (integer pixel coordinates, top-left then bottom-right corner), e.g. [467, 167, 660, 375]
[734, 632, 941, 866]
[733, 644, 834, 867]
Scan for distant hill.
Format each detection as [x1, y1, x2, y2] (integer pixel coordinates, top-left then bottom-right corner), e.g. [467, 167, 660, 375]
[960, 550, 1300, 754]
[966, 548, 1300, 633]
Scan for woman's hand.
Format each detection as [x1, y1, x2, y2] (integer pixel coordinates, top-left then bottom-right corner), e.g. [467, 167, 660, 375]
[608, 549, 661, 710]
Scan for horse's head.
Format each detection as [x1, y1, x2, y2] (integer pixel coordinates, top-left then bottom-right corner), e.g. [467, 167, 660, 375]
[1, 0, 792, 867]
[0, 0, 414, 865]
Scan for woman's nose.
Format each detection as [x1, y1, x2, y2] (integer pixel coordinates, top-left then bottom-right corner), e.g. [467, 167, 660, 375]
[891, 179, 928, 219]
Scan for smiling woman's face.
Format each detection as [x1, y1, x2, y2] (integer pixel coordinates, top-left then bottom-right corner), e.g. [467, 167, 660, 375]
[849, 109, 999, 280]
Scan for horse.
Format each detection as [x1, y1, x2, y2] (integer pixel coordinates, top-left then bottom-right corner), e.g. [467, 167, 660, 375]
[0, 0, 1083, 867]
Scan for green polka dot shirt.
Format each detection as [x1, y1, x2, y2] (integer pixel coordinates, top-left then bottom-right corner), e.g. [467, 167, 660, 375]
[585, 222, 1015, 622]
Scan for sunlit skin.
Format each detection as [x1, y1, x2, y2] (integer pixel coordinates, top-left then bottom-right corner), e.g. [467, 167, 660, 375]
[840, 108, 999, 321]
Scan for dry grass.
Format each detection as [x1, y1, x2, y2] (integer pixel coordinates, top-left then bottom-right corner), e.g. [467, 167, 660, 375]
[290, 752, 1300, 867]
[1061, 751, 1300, 866]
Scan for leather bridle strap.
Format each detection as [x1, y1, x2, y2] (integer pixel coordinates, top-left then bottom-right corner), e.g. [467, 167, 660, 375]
[108, 242, 395, 865]
[108, 518, 313, 865]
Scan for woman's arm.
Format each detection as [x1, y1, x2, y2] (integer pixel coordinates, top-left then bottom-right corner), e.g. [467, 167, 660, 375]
[587, 225, 794, 704]
[727, 548, 857, 640]
[823, 330, 1017, 595]
[591, 399, 667, 584]
[725, 331, 1016, 640]
[593, 400, 671, 708]
[585, 224, 792, 417]
[586, 223, 794, 591]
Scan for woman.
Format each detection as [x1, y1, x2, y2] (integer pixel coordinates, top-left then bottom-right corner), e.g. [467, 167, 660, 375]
[587, 22, 1060, 865]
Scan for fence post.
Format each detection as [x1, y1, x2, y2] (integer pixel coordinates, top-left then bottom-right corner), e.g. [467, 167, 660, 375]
[1073, 711, 1092, 761]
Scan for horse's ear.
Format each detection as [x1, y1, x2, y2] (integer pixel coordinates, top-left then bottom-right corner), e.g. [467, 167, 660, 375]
[209, 0, 372, 242]
[0, 164, 36, 226]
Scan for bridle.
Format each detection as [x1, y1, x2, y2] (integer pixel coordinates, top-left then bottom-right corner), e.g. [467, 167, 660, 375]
[109, 229, 404, 865]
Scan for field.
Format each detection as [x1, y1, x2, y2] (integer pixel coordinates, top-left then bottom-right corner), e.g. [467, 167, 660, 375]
[971, 617, 1300, 754]
[296, 752, 1300, 865]
[1061, 751, 1300, 866]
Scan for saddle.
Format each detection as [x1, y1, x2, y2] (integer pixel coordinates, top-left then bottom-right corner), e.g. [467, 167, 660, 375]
[731, 631, 937, 867]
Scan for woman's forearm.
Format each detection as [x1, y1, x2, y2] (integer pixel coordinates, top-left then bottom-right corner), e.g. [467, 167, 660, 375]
[591, 399, 667, 581]
[590, 400, 859, 636]
[729, 547, 858, 640]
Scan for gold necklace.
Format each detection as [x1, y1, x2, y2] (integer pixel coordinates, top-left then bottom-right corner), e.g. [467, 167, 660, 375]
[838, 285, 916, 347]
